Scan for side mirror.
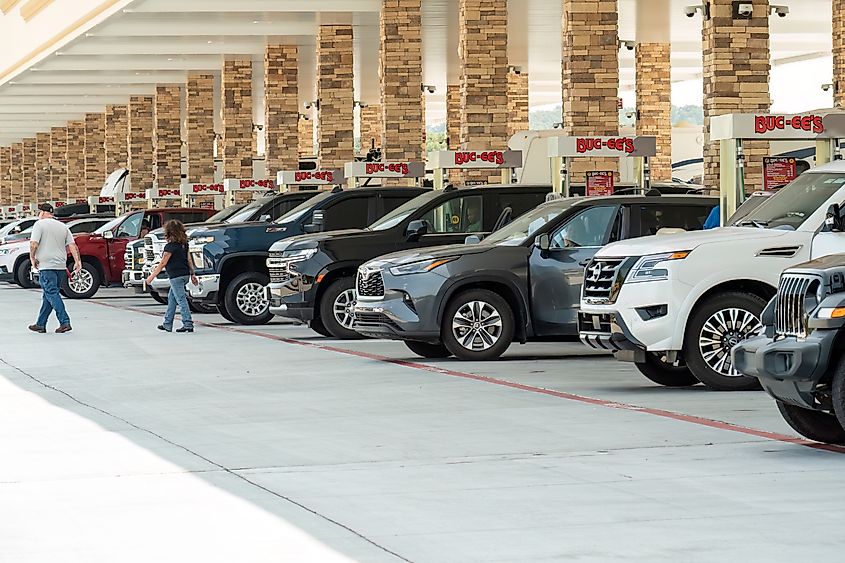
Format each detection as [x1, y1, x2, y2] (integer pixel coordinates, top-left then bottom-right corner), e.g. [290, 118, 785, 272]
[535, 233, 550, 251]
[825, 204, 844, 232]
[103, 230, 114, 240]
[259, 214, 272, 222]
[405, 219, 428, 241]
[464, 234, 481, 245]
[304, 210, 325, 234]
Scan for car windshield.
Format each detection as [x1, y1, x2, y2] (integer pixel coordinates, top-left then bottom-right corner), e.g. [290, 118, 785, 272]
[225, 197, 273, 224]
[94, 214, 127, 235]
[206, 203, 246, 223]
[739, 172, 845, 230]
[483, 199, 575, 246]
[274, 190, 334, 224]
[368, 191, 443, 231]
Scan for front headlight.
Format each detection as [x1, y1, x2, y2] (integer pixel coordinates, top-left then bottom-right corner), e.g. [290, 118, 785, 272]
[389, 257, 457, 276]
[282, 248, 318, 262]
[191, 236, 215, 245]
[627, 251, 691, 283]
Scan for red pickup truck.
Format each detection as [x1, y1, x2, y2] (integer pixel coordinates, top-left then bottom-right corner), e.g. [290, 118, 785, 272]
[64, 207, 215, 299]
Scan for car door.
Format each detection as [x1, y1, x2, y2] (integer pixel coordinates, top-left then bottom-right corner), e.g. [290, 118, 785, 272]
[632, 203, 712, 236]
[528, 205, 621, 335]
[405, 192, 486, 250]
[109, 212, 144, 279]
[322, 195, 376, 230]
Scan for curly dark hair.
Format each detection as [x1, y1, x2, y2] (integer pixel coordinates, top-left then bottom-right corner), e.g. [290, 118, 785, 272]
[164, 219, 188, 245]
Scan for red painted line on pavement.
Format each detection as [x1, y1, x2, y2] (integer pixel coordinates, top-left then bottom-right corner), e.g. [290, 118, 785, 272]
[88, 299, 845, 455]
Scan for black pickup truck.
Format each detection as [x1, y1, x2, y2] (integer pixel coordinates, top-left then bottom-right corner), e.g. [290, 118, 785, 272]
[733, 254, 845, 445]
[266, 185, 552, 338]
[188, 186, 428, 325]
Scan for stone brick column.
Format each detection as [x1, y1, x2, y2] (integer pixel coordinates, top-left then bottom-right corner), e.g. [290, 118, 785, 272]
[84, 113, 106, 197]
[703, 0, 770, 192]
[265, 45, 299, 176]
[316, 25, 354, 168]
[35, 132, 50, 202]
[298, 114, 314, 157]
[128, 96, 155, 193]
[380, 0, 424, 162]
[10, 143, 23, 203]
[66, 120, 86, 201]
[222, 57, 254, 179]
[360, 104, 383, 154]
[459, 0, 509, 184]
[154, 85, 182, 190]
[562, 0, 619, 181]
[0, 147, 9, 203]
[50, 127, 68, 201]
[186, 73, 215, 183]
[835, 0, 845, 108]
[105, 105, 128, 173]
[22, 138, 36, 203]
[507, 69, 529, 137]
[446, 84, 460, 150]
[636, 43, 672, 181]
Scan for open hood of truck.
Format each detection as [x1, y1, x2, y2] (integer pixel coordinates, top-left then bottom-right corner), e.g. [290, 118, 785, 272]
[595, 227, 796, 258]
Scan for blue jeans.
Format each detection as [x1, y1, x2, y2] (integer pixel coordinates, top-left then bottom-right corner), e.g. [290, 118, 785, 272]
[37, 269, 70, 328]
[163, 275, 193, 330]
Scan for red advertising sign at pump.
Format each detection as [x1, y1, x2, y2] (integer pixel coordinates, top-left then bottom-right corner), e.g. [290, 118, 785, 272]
[277, 170, 345, 186]
[762, 157, 798, 191]
[586, 171, 615, 196]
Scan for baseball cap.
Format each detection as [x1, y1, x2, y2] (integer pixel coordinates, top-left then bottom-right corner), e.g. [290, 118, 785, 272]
[38, 203, 53, 213]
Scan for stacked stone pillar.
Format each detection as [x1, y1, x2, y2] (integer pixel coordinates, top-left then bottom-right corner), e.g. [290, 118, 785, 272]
[316, 25, 355, 169]
[105, 105, 129, 173]
[380, 0, 424, 163]
[10, 143, 23, 203]
[186, 73, 215, 183]
[50, 127, 68, 201]
[66, 120, 86, 201]
[359, 104, 383, 154]
[265, 45, 300, 176]
[222, 57, 254, 181]
[128, 96, 155, 193]
[298, 114, 315, 157]
[459, 0, 509, 184]
[154, 85, 182, 194]
[35, 132, 50, 202]
[835, 0, 845, 108]
[22, 138, 36, 203]
[84, 113, 106, 197]
[562, 0, 619, 181]
[636, 0, 672, 181]
[446, 84, 460, 150]
[703, 0, 770, 192]
[0, 147, 9, 203]
[507, 69, 529, 137]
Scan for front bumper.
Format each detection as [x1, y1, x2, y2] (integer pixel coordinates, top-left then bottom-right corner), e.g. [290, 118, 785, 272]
[267, 275, 315, 322]
[732, 331, 837, 410]
[188, 274, 220, 302]
[578, 310, 646, 361]
[353, 297, 440, 343]
[122, 269, 147, 292]
[0, 264, 12, 282]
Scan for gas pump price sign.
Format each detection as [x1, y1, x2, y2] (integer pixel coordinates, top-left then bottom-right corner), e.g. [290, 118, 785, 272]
[586, 171, 615, 196]
[763, 157, 798, 191]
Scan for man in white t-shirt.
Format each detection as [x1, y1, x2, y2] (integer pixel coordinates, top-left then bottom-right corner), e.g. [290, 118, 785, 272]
[28, 203, 82, 334]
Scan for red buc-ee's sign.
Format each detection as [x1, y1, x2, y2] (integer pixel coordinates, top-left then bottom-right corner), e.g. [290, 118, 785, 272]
[454, 151, 505, 166]
[294, 170, 334, 183]
[576, 138, 635, 154]
[755, 115, 824, 135]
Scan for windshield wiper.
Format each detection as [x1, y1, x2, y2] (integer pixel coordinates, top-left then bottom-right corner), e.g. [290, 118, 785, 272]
[738, 219, 768, 228]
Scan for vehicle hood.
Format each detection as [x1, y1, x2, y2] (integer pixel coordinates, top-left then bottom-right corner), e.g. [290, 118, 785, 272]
[366, 242, 493, 268]
[270, 229, 367, 251]
[190, 221, 269, 238]
[595, 227, 797, 257]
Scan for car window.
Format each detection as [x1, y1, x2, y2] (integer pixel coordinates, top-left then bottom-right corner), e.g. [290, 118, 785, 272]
[494, 192, 546, 219]
[420, 194, 483, 233]
[116, 213, 143, 238]
[639, 204, 711, 235]
[550, 206, 617, 249]
[324, 196, 370, 230]
[167, 212, 205, 224]
[70, 222, 97, 233]
[148, 214, 162, 230]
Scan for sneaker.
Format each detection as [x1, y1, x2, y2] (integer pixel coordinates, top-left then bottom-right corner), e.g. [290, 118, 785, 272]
[176, 327, 194, 333]
[157, 325, 172, 332]
[28, 324, 46, 333]
[55, 325, 72, 334]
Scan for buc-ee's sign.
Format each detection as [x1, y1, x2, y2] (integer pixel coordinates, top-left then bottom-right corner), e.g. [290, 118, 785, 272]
[344, 161, 425, 179]
[548, 136, 657, 158]
[180, 183, 224, 196]
[430, 150, 523, 170]
[146, 188, 181, 199]
[116, 192, 146, 202]
[277, 170, 345, 186]
[755, 115, 824, 134]
[710, 113, 845, 141]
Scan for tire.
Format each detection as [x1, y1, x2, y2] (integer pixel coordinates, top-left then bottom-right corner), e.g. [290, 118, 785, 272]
[14, 258, 36, 289]
[683, 291, 766, 391]
[150, 291, 168, 305]
[318, 277, 364, 339]
[61, 262, 100, 299]
[776, 400, 845, 444]
[634, 353, 700, 387]
[828, 354, 845, 431]
[404, 340, 452, 359]
[223, 271, 272, 325]
[309, 317, 332, 337]
[189, 300, 217, 314]
[217, 302, 237, 323]
[441, 289, 514, 361]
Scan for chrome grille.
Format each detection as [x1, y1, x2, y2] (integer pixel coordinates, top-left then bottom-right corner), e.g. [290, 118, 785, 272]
[357, 269, 385, 298]
[582, 258, 625, 304]
[267, 251, 293, 284]
[144, 236, 154, 263]
[774, 273, 816, 338]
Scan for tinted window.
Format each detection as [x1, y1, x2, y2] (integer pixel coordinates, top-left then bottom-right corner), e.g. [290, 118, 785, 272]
[324, 196, 370, 230]
[382, 195, 416, 215]
[639, 204, 710, 235]
[69, 221, 101, 234]
[494, 192, 545, 219]
[116, 213, 143, 238]
[550, 206, 617, 249]
[420, 194, 483, 233]
[167, 212, 207, 224]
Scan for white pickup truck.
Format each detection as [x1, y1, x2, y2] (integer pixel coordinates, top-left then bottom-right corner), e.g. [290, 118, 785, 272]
[579, 160, 845, 391]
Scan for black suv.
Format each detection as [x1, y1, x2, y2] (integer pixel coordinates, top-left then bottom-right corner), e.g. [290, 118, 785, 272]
[733, 255, 845, 445]
[266, 185, 552, 338]
[188, 186, 428, 325]
[353, 194, 717, 360]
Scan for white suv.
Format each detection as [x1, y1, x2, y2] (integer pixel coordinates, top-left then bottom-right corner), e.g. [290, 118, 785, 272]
[579, 160, 845, 391]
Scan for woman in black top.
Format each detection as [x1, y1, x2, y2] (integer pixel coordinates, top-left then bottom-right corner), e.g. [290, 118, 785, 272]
[145, 220, 198, 333]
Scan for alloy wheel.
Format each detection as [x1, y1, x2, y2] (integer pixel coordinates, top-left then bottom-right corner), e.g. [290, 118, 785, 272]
[698, 307, 763, 377]
[68, 269, 93, 295]
[236, 282, 268, 317]
[333, 288, 357, 330]
[451, 300, 503, 352]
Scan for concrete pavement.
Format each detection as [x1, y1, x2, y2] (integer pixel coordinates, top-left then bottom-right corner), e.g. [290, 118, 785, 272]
[1, 284, 845, 562]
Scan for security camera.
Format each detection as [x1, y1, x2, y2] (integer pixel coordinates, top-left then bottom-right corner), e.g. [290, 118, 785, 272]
[822, 83, 835, 93]
[303, 101, 312, 110]
[421, 84, 436, 94]
[770, 4, 788, 17]
[736, 3, 753, 17]
[619, 40, 635, 51]
[684, 5, 702, 17]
